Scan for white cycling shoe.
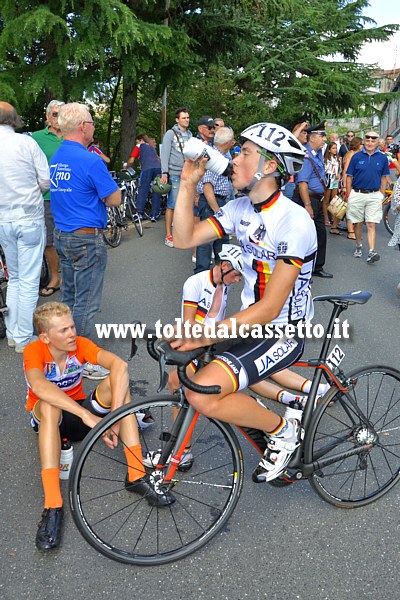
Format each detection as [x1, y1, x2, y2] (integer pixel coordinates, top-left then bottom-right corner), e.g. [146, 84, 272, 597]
[254, 419, 302, 482]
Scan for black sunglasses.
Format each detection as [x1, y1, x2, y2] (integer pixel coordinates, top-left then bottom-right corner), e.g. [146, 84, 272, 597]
[365, 135, 378, 140]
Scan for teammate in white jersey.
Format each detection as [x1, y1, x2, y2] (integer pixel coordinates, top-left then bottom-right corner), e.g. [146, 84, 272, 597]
[170, 122, 318, 482]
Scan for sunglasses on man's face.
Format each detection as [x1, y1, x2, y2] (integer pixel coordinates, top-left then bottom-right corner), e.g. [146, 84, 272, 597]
[365, 135, 378, 140]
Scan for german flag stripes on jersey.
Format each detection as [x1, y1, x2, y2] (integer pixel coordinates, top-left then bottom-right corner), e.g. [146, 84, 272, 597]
[203, 191, 317, 325]
[181, 269, 228, 326]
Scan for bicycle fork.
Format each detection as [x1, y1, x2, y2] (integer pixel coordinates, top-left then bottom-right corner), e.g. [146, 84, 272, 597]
[153, 401, 199, 484]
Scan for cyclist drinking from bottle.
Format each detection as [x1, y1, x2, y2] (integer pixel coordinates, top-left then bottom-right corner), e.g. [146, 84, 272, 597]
[170, 122, 318, 482]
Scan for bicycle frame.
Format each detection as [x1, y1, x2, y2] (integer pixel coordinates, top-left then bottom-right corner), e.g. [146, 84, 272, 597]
[158, 295, 375, 485]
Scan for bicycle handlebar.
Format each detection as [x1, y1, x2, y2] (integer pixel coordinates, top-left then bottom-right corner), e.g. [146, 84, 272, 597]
[128, 323, 221, 395]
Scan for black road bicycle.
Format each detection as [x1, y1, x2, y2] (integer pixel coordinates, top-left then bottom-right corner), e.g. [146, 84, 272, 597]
[103, 169, 143, 247]
[69, 291, 400, 565]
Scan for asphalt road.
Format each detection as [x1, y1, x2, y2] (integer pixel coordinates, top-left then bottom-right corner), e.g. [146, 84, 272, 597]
[1, 217, 399, 600]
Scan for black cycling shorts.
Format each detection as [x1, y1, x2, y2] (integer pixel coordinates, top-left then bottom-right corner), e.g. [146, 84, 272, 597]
[30, 389, 110, 442]
[212, 330, 304, 392]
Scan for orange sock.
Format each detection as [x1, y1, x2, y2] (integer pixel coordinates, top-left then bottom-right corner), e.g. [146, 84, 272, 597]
[124, 444, 146, 482]
[42, 468, 63, 509]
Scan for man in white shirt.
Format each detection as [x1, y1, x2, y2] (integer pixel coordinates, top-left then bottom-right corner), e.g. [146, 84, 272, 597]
[0, 102, 49, 352]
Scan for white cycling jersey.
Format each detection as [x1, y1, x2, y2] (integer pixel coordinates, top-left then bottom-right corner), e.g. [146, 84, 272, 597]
[182, 269, 228, 325]
[206, 191, 318, 325]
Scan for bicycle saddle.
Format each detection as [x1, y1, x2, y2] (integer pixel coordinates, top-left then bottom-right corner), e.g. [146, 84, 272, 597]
[313, 291, 372, 305]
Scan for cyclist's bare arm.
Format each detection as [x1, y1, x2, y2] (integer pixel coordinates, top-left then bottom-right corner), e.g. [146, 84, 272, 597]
[171, 260, 300, 350]
[173, 158, 218, 249]
[102, 188, 121, 207]
[96, 349, 130, 412]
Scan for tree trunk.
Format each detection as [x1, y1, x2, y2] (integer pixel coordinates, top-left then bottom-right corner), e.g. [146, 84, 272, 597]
[120, 78, 139, 165]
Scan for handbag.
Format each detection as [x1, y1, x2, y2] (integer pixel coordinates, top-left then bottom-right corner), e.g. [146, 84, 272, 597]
[327, 195, 347, 220]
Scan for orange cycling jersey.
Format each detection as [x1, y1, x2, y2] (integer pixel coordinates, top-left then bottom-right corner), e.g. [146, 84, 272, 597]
[24, 336, 100, 411]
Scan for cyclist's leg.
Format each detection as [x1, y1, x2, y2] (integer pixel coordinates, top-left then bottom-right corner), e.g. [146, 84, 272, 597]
[184, 337, 303, 432]
[185, 336, 304, 481]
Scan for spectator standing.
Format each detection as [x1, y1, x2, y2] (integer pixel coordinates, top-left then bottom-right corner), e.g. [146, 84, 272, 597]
[341, 136, 363, 240]
[339, 130, 355, 160]
[284, 121, 309, 200]
[293, 122, 333, 278]
[323, 142, 340, 229]
[214, 117, 225, 129]
[346, 131, 390, 263]
[0, 102, 49, 352]
[194, 127, 234, 273]
[197, 115, 216, 145]
[127, 134, 161, 221]
[88, 137, 110, 163]
[32, 100, 64, 297]
[50, 102, 120, 379]
[160, 107, 192, 247]
[382, 134, 400, 182]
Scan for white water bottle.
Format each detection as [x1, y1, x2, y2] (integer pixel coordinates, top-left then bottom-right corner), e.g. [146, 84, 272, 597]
[60, 438, 73, 480]
[284, 401, 303, 423]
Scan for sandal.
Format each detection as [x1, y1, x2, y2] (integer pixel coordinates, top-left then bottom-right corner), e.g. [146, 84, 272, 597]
[39, 286, 61, 297]
[329, 228, 343, 236]
[347, 233, 356, 240]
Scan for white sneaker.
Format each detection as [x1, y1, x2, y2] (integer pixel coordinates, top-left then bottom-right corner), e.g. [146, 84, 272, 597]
[164, 235, 174, 248]
[143, 448, 194, 471]
[255, 419, 301, 482]
[7, 338, 15, 348]
[366, 250, 380, 264]
[353, 245, 362, 258]
[192, 255, 196, 263]
[82, 363, 110, 380]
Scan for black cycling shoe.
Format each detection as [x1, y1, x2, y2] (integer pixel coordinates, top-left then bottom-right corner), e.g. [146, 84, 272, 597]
[125, 475, 175, 507]
[36, 507, 64, 551]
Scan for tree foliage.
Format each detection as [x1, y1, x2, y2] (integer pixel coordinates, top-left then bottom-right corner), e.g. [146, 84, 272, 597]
[0, 0, 398, 165]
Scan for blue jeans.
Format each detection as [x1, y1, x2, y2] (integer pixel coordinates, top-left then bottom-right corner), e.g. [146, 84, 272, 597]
[0, 220, 45, 345]
[194, 194, 229, 274]
[54, 228, 107, 338]
[166, 175, 181, 209]
[136, 168, 161, 216]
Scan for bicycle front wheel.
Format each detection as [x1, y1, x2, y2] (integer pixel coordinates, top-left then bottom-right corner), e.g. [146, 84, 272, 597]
[69, 397, 244, 566]
[103, 207, 122, 247]
[305, 366, 400, 508]
[126, 195, 143, 237]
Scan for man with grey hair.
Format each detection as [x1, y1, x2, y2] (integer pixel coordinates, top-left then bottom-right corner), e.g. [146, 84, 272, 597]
[0, 101, 49, 352]
[32, 100, 64, 296]
[194, 126, 234, 273]
[50, 102, 121, 379]
[345, 131, 389, 263]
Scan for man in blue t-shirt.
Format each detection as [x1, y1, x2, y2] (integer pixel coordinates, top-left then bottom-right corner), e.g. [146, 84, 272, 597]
[50, 103, 120, 379]
[345, 131, 390, 264]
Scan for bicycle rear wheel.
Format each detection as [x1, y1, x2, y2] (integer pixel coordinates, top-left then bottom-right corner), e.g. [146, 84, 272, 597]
[383, 201, 395, 236]
[305, 366, 400, 507]
[103, 207, 122, 247]
[69, 397, 244, 566]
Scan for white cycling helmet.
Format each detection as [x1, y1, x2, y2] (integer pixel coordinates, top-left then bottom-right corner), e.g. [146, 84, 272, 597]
[218, 244, 244, 274]
[240, 122, 306, 190]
